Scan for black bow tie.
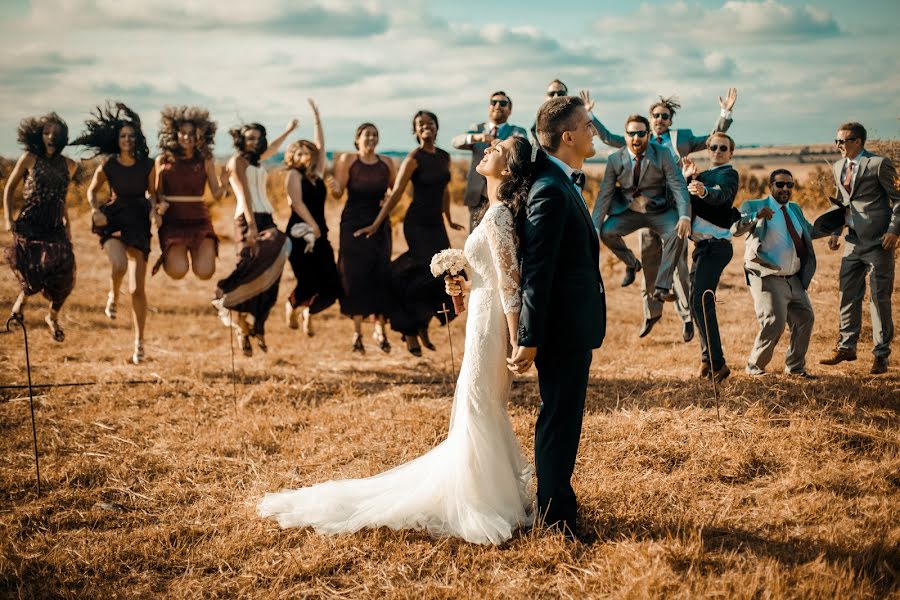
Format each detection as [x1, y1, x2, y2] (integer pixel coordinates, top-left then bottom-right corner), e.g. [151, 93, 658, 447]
[571, 170, 586, 189]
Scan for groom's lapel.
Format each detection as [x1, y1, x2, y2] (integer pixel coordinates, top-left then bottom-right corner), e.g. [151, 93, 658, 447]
[547, 160, 595, 232]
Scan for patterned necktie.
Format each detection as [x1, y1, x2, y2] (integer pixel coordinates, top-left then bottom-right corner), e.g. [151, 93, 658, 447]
[781, 205, 807, 260]
[571, 170, 586, 190]
[842, 160, 854, 194]
[632, 154, 644, 198]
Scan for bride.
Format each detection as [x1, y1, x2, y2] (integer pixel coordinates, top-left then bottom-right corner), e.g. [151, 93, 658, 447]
[258, 136, 538, 545]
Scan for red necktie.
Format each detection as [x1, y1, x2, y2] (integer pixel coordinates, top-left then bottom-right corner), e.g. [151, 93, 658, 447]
[656, 135, 663, 144]
[490, 125, 498, 138]
[632, 154, 644, 198]
[781, 205, 807, 260]
[842, 160, 854, 194]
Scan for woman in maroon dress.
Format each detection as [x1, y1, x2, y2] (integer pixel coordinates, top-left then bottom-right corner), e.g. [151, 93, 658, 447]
[153, 106, 226, 280]
[329, 123, 396, 353]
[355, 111, 463, 356]
[283, 99, 343, 337]
[76, 103, 156, 364]
[3, 113, 79, 341]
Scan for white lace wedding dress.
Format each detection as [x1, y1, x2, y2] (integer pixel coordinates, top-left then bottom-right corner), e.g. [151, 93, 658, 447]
[258, 204, 534, 545]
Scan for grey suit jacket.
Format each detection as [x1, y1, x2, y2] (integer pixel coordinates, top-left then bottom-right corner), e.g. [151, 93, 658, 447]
[732, 198, 828, 289]
[831, 150, 900, 251]
[592, 142, 690, 227]
[451, 121, 528, 207]
[591, 113, 732, 161]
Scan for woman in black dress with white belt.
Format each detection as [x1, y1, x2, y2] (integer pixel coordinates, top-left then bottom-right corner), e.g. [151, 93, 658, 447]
[329, 123, 396, 353]
[283, 99, 342, 337]
[354, 111, 463, 356]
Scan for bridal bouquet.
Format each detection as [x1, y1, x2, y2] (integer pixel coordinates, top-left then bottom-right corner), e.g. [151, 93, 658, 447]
[430, 249, 468, 314]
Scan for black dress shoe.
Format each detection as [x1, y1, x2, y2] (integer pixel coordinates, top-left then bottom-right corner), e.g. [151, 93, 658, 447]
[787, 370, 817, 379]
[682, 321, 694, 342]
[638, 316, 661, 338]
[621, 261, 642, 287]
[652, 287, 677, 302]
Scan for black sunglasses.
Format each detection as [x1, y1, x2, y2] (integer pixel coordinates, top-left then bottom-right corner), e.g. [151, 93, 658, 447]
[773, 181, 795, 189]
[547, 90, 568, 97]
[490, 99, 510, 107]
[834, 137, 859, 145]
[709, 144, 730, 152]
[651, 112, 671, 120]
[626, 130, 649, 138]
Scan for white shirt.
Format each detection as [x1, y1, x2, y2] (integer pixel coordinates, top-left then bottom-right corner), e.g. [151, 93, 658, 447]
[546, 154, 585, 204]
[690, 164, 733, 241]
[758, 195, 803, 276]
[466, 121, 500, 146]
[841, 152, 862, 228]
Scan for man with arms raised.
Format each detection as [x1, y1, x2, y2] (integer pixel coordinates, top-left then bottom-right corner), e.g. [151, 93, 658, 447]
[509, 96, 605, 539]
[453, 91, 528, 230]
[819, 122, 899, 375]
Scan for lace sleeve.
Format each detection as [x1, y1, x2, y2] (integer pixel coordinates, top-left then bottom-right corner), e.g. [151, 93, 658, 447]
[485, 205, 521, 314]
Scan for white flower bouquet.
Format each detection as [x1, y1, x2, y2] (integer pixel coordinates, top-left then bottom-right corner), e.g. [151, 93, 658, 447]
[430, 249, 468, 313]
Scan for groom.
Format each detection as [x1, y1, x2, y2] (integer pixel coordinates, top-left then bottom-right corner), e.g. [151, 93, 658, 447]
[509, 95, 606, 537]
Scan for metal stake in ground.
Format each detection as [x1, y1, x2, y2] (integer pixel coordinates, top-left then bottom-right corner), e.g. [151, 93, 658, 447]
[700, 289, 722, 422]
[228, 310, 237, 413]
[5, 314, 41, 497]
[439, 303, 457, 379]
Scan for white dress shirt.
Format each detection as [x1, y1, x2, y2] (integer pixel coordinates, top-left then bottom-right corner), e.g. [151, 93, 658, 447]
[758, 195, 804, 276]
[841, 152, 862, 229]
[546, 154, 585, 205]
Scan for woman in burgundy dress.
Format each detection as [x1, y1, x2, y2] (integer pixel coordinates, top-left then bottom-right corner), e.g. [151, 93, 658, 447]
[153, 106, 226, 280]
[76, 103, 156, 364]
[283, 99, 343, 337]
[355, 111, 463, 356]
[3, 113, 79, 341]
[329, 123, 396, 353]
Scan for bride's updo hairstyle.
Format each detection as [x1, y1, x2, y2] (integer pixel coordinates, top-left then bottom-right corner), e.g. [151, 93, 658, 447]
[496, 136, 544, 218]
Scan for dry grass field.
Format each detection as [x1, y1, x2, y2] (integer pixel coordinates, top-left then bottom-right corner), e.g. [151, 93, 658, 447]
[1, 148, 898, 599]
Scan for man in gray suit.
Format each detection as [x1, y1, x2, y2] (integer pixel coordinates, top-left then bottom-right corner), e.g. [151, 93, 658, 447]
[819, 122, 900, 375]
[592, 114, 690, 307]
[583, 89, 737, 340]
[733, 169, 828, 378]
[452, 91, 528, 230]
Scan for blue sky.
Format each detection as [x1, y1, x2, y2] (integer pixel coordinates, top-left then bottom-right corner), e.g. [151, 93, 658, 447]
[0, 0, 897, 157]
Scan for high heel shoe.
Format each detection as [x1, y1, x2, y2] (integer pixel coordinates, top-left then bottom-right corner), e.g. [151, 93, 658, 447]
[285, 300, 299, 329]
[301, 307, 313, 337]
[352, 333, 365, 353]
[45, 315, 65, 342]
[406, 335, 422, 357]
[132, 341, 145, 365]
[237, 331, 253, 357]
[256, 334, 268, 353]
[373, 329, 391, 353]
[105, 293, 117, 320]
[418, 328, 436, 351]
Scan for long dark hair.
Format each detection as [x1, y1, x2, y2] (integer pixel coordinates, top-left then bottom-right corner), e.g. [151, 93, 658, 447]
[412, 110, 438, 143]
[229, 123, 268, 166]
[72, 102, 150, 161]
[17, 112, 69, 156]
[477, 136, 543, 224]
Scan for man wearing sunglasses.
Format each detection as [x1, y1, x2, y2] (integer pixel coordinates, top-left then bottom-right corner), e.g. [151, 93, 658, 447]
[592, 114, 690, 318]
[529, 79, 568, 145]
[452, 91, 527, 230]
[581, 89, 737, 342]
[733, 169, 829, 378]
[819, 122, 899, 375]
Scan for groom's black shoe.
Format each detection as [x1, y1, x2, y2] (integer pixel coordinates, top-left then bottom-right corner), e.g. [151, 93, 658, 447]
[621, 261, 642, 287]
[638, 316, 660, 338]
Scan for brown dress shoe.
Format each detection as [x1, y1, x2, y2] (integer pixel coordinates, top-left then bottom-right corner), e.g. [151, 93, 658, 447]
[698, 361, 710, 378]
[713, 364, 731, 382]
[870, 356, 889, 375]
[819, 348, 857, 365]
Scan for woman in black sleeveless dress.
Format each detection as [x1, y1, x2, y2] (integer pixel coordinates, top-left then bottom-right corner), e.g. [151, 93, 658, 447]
[75, 103, 157, 364]
[283, 99, 342, 337]
[329, 123, 396, 353]
[354, 111, 463, 356]
[3, 112, 79, 342]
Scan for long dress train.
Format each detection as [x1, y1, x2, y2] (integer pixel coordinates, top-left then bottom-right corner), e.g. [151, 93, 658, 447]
[258, 204, 533, 545]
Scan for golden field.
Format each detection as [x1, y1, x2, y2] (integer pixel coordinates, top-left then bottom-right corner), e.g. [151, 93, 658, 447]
[0, 145, 898, 599]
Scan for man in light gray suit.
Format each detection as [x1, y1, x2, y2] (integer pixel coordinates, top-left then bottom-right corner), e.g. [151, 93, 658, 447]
[583, 89, 737, 340]
[592, 114, 690, 308]
[819, 122, 900, 375]
[733, 169, 829, 378]
[452, 91, 527, 230]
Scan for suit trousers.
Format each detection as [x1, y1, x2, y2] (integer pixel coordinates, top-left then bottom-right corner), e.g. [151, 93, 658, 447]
[747, 273, 814, 373]
[600, 208, 685, 292]
[689, 239, 733, 370]
[534, 347, 593, 534]
[640, 229, 691, 323]
[837, 240, 894, 357]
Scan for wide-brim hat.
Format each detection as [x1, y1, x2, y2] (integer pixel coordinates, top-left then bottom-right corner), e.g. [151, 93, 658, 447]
[813, 205, 847, 235]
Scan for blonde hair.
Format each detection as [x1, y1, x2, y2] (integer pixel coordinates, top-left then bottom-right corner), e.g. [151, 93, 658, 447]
[283, 139, 320, 177]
